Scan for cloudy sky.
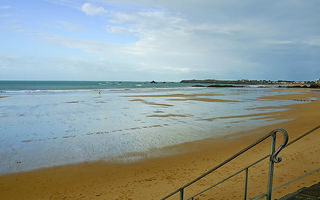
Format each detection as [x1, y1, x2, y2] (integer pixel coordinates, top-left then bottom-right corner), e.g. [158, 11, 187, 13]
[0, 0, 319, 81]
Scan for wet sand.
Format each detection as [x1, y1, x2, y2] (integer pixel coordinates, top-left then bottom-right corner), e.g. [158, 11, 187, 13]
[169, 98, 239, 103]
[1, 89, 320, 200]
[127, 93, 239, 103]
[261, 93, 320, 101]
[124, 94, 223, 98]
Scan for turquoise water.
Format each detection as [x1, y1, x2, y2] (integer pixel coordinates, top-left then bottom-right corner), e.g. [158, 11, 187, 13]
[0, 81, 197, 90]
[0, 82, 307, 174]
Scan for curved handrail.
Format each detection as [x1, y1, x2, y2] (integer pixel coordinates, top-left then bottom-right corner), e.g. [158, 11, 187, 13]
[162, 128, 288, 200]
[271, 128, 288, 163]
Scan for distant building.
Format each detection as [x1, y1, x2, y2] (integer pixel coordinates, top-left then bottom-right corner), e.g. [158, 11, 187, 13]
[316, 79, 320, 84]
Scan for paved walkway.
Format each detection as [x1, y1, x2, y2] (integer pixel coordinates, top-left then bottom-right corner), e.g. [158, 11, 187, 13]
[279, 182, 320, 200]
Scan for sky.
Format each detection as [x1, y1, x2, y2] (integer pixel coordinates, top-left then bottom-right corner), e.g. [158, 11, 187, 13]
[0, 0, 319, 81]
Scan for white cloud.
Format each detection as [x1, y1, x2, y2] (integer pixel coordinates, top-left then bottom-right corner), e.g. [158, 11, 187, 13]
[266, 38, 320, 46]
[106, 25, 136, 34]
[267, 40, 295, 45]
[0, 5, 11, 9]
[31, 9, 263, 79]
[58, 21, 84, 31]
[0, 25, 23, 32]
[0, 14, 11, 18]
[16, 0, 320, 80]
[81, 3, 106, 16]
[106, 10, 263, 76]
[33, 33, 114, 55]
[304, 37, 320, 46]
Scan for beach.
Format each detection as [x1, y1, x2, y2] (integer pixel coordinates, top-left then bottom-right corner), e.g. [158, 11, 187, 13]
[0, 87, 320, 200]
[2, 0, 320, 199]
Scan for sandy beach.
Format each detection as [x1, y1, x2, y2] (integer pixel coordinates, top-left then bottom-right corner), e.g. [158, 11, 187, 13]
[0, 89, 320, 200]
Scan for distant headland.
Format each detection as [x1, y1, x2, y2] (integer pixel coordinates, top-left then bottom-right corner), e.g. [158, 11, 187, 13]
[180, 79, 320, 88]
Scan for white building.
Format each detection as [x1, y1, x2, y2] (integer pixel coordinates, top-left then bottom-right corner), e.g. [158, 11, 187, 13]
[317, 79, 320, 84]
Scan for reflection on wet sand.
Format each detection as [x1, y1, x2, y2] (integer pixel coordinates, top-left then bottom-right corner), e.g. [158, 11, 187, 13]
[202, 111, 282, 121]
[260, 91, 320, 100]
[167, 98, 239, 102]
[147, 114, 191, 118]
[124, 93, 223, 97]
[66, 101, 79, 103]
[182, 97, 239, 102]
[129, 99, 173, 107]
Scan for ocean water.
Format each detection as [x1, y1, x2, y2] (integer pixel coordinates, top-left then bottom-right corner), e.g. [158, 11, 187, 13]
[0, 80, 197, 91]
[0, 81, 307, 174]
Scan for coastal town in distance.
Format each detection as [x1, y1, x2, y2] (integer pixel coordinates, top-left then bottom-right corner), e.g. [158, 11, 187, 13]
[180, 78, 320, 87]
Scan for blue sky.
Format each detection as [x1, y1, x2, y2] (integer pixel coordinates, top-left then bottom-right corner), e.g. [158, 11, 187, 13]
[0, 0, 319, 81]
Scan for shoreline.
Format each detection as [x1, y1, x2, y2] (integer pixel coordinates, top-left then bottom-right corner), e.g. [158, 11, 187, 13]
[1, 89, 320, 199]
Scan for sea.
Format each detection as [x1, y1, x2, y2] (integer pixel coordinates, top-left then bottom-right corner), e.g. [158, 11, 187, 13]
[0, 80, 197, 90]
[0, 81, 309, 174]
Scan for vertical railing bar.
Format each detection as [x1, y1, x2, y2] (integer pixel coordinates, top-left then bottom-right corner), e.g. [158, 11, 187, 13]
[266, 134, 276, 200]
[180, 188, 184, 200]
[244, 168, 249, 200]
[188, 155, 270, 200]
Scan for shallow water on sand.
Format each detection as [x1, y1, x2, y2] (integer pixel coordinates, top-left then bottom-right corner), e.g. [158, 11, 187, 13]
[0, 87, 308, 174]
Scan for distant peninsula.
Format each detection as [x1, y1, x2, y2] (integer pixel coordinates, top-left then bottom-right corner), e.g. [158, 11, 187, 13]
[180, 79, 320, 88]
[180, 79, 314, 85]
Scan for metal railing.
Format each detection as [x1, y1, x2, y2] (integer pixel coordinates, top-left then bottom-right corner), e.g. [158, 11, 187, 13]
[162, 125, 320, 200]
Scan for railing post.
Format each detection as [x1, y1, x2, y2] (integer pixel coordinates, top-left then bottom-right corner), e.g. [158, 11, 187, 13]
[267, 134, 276, 200]
[180, 188, 184, 200]
[244, 168, 248, 200]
